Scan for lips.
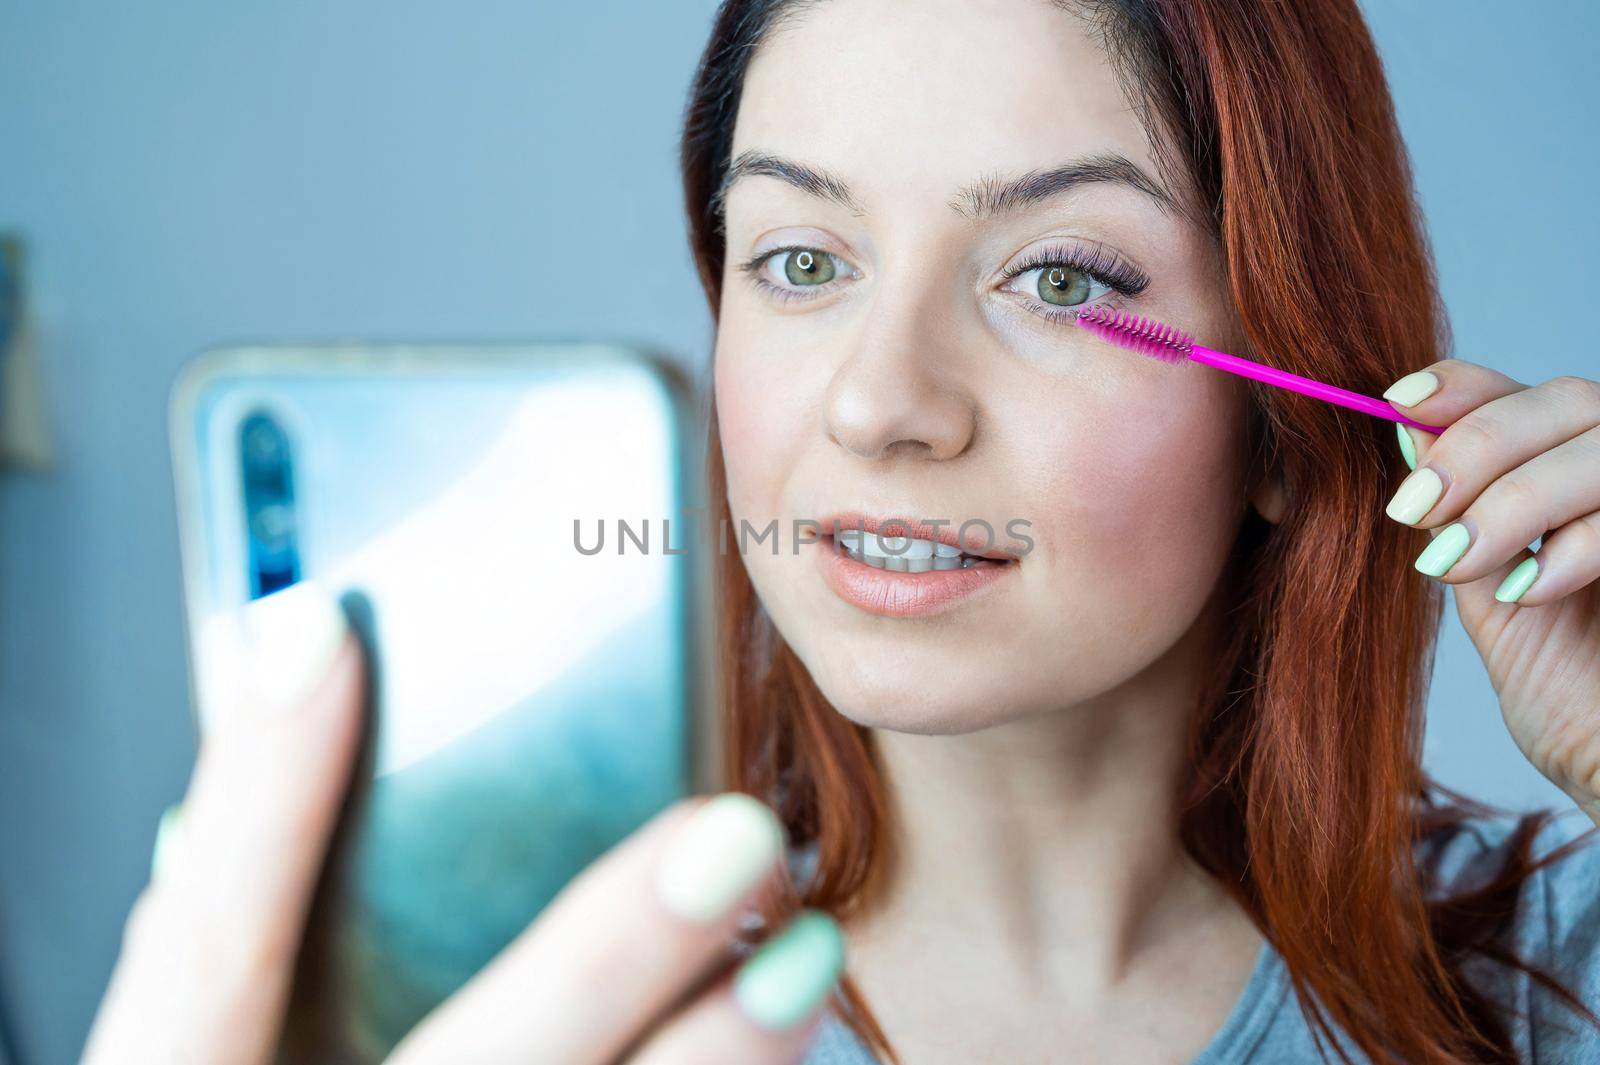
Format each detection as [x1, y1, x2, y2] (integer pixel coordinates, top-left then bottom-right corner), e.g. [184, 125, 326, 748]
[810, 512, 1020, 618]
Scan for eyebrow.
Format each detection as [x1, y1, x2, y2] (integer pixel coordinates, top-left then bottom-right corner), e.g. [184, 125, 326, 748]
[713, 148, 1178, 222]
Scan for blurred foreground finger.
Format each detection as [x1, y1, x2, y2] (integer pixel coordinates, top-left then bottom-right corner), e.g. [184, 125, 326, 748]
[388, 791, 790, 1065]
[83, 582, 363, 1065]
[626, 910, 846, 1065]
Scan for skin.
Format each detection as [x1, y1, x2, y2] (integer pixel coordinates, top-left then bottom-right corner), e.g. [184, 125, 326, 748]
[714, 0, 1600, 1061]
[717, 1, 1269, 734]
[85, 0, 1600, 1062]
[84, 594, 835, 1065]
[713, 2, 1278, 1059]
[1394, 372, 1600, 826]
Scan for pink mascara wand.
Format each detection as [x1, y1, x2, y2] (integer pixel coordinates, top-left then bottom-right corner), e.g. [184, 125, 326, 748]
[1073, 304, 1446, 436]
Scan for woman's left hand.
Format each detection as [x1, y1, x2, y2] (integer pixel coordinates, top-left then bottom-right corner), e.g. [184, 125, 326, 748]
[1384, 361, 1600, 826]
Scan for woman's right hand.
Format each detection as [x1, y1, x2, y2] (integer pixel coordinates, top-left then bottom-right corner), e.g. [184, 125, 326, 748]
[82, 582, 845, 1065]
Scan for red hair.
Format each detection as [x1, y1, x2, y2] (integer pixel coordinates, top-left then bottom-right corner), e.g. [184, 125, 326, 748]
[679, 2, 1599, 1062]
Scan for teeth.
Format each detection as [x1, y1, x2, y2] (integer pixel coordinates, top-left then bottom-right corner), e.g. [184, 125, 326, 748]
[832, 524, 1004, 569]
[842, 545, 987, 571]
[834, 527, 1001, 572]
[855, 531, 934, 560]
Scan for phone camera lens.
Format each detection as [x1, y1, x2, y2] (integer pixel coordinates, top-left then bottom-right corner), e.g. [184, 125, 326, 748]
[239, 410, 301, 598]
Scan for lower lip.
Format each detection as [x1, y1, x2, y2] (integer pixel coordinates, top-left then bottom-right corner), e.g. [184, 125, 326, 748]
[815, 537, 1015, 618]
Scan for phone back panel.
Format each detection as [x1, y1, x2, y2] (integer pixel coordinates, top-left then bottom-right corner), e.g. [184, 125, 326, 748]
[170, 345, 712, 1062]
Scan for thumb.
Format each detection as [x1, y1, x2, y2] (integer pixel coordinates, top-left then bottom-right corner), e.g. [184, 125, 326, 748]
[1395, 421, 1437, 475]
[1393, 424, 1534, 629]
[177, 580, 366, 970]
[85, 581, 365, 1065]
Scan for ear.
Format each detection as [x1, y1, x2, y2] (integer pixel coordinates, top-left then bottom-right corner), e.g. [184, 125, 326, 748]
[1248, 461, 1287, 525]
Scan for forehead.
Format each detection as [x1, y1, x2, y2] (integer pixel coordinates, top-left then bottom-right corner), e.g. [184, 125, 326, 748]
[731, 0, 1158, 211]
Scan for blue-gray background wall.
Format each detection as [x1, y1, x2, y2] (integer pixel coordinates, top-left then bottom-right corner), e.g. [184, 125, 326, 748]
[0, 3, 1594, 1062]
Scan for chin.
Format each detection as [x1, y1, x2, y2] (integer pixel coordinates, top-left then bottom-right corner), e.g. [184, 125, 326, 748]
[797, 642, 1049, 735]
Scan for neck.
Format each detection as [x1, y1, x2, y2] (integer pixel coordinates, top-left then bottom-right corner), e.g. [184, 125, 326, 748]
[843, 594, 1254, 1000]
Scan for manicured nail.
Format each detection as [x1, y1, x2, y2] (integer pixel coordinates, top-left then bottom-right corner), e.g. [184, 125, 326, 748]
[733, 910, 846, 1031]
[656, 793, 786, 923]
[239, 581, 346, 713]
[1414, 523, 1471, 577]
[1383, 371, 1440, 407]
[1395, 423, 1417, 471]
[151, 803, 184, 882]
[1494, 556, 1540, 603]
[1385, 467, 1443, 524]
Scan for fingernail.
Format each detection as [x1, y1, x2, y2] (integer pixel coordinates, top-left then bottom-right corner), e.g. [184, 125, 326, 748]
[734, 910, 846, 1032]
[151, 803, 184, 882]
[1494, 556, 1540, 603]
[656, 793, 786, 923]
[1414, 523, 1471, 577]
[1395, 423, 1417, 471]
[240, 581, 346, 713]
[1383, 371, 1440, 407]
[1385, 467, 1443, 524]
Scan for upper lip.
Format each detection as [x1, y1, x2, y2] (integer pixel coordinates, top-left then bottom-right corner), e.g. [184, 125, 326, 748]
[817, 513, 1021, 562]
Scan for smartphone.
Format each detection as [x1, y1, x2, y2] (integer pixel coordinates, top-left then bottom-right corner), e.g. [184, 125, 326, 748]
[169, 343, 717, 1063]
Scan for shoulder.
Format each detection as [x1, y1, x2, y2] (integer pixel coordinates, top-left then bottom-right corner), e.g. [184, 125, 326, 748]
[1514, 810, 1600, 971]
[1418, 808, 1600, 1042]
[787, 836, 822, 893]
[1417, 807, 1600, 903]
[802, 1007, 880, 1065]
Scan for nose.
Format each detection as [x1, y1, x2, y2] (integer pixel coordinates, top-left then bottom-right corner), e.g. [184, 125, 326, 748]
[822, 295, 978, 462]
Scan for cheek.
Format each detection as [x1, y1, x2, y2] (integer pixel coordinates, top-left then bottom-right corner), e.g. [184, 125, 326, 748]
[713, 318, 802, 523]
[1018, 373, 1246, 642]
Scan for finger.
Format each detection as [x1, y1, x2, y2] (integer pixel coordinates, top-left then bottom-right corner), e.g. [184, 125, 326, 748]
[1406, 425, 1600, 587]
[1391, 359, 1523, 474]
[1489, 510, 1600, 607]
[1385, 357, 1529, 457]
[176, 583, 363, 954]
[387, 791, 791, 1065]
[625, 912, 846, 1065]
[1386, 376, 1600, 532]
[84, 582, 364, 1065]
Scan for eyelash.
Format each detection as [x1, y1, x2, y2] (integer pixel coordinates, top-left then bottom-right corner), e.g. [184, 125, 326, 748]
[735, 241, 1150, 320]
[999, 242, 1150, 323]
[735, 244, 849, 305]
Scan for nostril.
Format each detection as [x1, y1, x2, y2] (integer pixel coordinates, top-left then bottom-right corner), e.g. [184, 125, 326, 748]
[881, 439, 935, 459]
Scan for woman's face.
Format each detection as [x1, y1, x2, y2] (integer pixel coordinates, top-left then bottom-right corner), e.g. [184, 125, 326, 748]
[714, 0, 1268, 732]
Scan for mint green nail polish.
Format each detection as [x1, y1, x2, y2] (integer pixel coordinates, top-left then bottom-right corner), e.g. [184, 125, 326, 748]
[151, 803, 183, 881]
[1395, 423, 1416, 471]
[1414, 523, 1471, 577]
[1494, 556, 1540, 603]
[733, 910, 845, 1031]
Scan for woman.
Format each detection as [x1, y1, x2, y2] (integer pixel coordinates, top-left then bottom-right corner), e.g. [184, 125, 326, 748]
[86, 1, 1600, 1063]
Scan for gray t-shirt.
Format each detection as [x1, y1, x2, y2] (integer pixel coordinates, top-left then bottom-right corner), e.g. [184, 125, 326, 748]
[797, 812, 1600, 1064]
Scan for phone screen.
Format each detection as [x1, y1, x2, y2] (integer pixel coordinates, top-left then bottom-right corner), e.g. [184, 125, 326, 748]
[170, 347, 709, 1062]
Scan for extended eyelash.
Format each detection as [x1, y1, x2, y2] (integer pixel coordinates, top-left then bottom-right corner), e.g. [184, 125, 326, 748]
[1000, 241, 1150, 300]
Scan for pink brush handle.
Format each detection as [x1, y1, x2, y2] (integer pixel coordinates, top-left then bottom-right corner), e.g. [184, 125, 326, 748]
[1190, 344, 1446, 435]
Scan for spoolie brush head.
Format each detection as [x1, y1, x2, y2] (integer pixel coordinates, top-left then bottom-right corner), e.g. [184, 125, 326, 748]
[1072, 304, 1193, 363]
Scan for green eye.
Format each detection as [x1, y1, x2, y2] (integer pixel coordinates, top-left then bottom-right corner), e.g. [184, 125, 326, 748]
[1038, 265, 1092, 307]
[783, 249, 836, 286]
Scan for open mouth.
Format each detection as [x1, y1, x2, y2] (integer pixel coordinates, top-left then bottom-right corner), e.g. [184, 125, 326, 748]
[827, 529, 1011, 572]
[814, 516, 1019, 617]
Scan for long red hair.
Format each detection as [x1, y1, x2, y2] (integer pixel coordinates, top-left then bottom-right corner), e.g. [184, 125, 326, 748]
[679, 2, 1598, 1062]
